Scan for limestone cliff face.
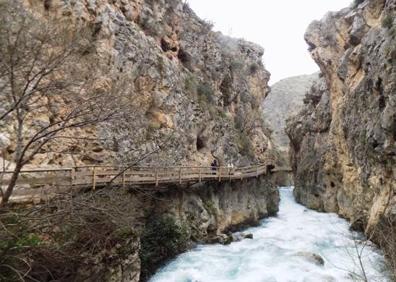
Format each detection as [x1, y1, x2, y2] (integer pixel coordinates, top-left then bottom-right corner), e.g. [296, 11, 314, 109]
[287, 0, 395, 260]
[153, 176, 279, 240]
[263, 73, 319, 153]
[0, 0, 278, 168]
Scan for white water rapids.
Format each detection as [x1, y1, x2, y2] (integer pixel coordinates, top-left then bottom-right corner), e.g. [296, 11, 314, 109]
[150, 187, 390, 282]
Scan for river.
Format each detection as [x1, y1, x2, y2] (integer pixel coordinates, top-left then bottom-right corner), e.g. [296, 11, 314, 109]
[150, 187, 389, 282]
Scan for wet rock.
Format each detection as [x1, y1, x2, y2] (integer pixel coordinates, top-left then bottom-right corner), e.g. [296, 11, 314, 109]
[243, 233, 253, 239]
[217, 234, 233, 245]
[295, 252, 325, 266]
[231, 232, 254, 242]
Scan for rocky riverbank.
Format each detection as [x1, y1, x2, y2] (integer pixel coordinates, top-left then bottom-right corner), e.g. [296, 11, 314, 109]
[140, 175, 279, 280]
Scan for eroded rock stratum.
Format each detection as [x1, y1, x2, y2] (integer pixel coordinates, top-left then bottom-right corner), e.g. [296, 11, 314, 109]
[287, 0, 395, 269]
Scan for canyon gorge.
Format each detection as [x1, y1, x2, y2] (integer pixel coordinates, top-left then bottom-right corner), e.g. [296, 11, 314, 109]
[0, 0, 395, 281]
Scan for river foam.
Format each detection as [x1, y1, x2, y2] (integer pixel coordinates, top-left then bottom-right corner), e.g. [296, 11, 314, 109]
[150, 187, 389, 282]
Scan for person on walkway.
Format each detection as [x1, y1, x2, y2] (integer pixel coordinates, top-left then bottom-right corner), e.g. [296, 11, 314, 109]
[211, 159, 218, 175]
[227, 163, 235, 175]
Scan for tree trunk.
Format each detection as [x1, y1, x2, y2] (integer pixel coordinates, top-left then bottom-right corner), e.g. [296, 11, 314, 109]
[0, 163, 22, 206]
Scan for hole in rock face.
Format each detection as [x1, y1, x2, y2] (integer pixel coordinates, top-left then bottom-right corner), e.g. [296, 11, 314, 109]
[375, 77, 384, 96]
[372, 139, 380, 149]
[379, 96, 386, 110]
[220, 76, 232, 106]
[330, 181, 336, 188]
[44, 0, 51, 10]
[196, 136, 205, 151]
[249, 63, 259, 75]
[160, 38, 172, 52]
[177, 48, 191, 65]
[307, 42, 316, 51]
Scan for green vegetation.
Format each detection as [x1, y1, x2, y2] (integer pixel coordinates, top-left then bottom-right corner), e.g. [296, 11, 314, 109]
[0, 213, 43, 281]
[230, 58, 244, 72]
[382, 15, 393, 29]
[0, 190, 139, 281]
[184, 74, 198, 95]
[197, 82, 215, 104]
[237, 132, 255, 159]
[140, 216, 189, 280]
[148, 120, 162, 130]
[218, 109, 228, 119]
[202, 199, 217, 217]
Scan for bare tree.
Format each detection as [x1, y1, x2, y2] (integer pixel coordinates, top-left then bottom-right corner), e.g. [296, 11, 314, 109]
[0, 1, 123, 205]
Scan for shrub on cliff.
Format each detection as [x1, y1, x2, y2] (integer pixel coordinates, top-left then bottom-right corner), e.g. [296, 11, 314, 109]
[372, 215, 396, 279]
[197, 82, 215, 104]
[382, 15, 393, 29]
[237, 132, 256, 159]
[0, 189, 140, 281]
[140, 215, 189, 280]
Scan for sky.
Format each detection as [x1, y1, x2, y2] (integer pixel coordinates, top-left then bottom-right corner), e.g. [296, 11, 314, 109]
[187, 0, 352, 84]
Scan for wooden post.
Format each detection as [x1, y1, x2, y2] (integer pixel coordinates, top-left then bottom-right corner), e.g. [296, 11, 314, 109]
[122, 171, 125, 188]
[179, 168, 182, 184]
[92, 166, 96, 191]
[218, 167, 221, 182]
[70, 168, 75, 186]
[155, 168, 159, 187]
[2, 154, 5, 173]
[199, 168, 202, 182]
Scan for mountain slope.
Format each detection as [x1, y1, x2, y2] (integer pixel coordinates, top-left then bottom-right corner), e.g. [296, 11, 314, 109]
[263, 73, 319, 152]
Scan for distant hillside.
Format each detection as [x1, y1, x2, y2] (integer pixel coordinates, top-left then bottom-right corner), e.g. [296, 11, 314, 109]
[263, 73, 319, 152]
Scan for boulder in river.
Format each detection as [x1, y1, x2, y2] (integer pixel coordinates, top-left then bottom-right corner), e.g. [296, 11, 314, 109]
[294, 251, 325, 266]
[231, 232, 254, 242]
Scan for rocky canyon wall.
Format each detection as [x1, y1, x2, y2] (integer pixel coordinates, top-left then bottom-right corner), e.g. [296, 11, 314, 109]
[287, 0, 396, 272]
[0, 0, 281, 169]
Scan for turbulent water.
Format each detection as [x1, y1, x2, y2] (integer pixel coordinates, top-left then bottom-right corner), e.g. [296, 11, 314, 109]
[150, 187, 390, 282]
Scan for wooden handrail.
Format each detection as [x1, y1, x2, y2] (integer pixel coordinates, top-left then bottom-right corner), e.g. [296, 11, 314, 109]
[1, 164, 292, 190]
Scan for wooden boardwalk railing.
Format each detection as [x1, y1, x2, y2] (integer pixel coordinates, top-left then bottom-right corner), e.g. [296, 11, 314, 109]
[1, 164, 292, 190]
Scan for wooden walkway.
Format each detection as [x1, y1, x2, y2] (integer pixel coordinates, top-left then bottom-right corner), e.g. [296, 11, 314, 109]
[1, 164, 291, 191]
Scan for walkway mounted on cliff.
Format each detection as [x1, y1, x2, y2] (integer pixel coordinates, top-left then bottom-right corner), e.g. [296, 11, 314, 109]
[1, 164, 292, 203]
